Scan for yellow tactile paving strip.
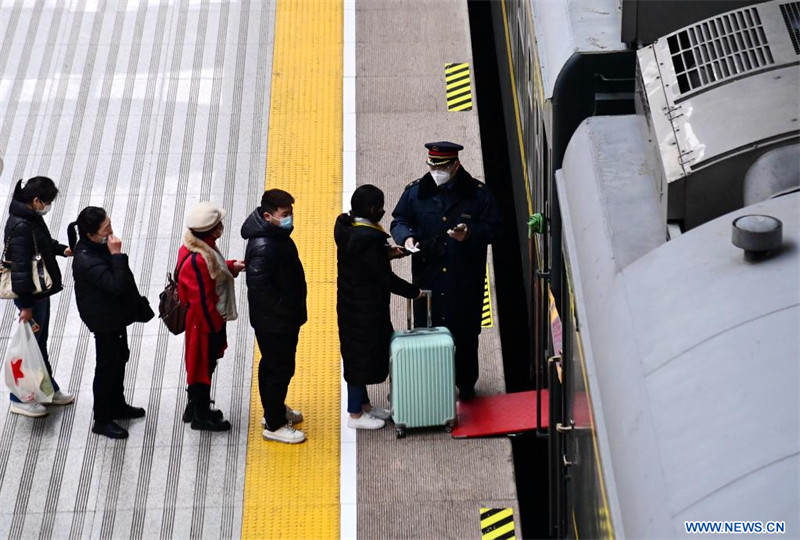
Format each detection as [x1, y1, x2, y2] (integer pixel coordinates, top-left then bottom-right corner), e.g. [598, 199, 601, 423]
[242, 1, 342, 539]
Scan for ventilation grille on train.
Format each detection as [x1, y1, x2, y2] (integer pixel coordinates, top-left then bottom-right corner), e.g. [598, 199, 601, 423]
[780, 2, 800, 54]
[667, 7, 774, 94]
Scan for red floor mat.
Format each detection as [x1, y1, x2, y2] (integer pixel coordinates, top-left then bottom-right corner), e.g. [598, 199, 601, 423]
[451, 390, 549, 438]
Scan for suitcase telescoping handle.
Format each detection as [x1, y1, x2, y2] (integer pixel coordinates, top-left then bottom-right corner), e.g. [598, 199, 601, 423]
[406, 290, 432, 330]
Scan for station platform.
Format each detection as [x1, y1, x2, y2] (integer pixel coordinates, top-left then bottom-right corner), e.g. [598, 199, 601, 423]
[0, 1, 521, 538]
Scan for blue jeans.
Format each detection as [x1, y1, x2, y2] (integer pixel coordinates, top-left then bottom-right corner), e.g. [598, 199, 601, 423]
[347, 384, 371, 414]
[11, 298, 59, 402]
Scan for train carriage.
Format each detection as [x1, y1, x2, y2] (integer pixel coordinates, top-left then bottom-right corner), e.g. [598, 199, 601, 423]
[493, 0, 800, 537]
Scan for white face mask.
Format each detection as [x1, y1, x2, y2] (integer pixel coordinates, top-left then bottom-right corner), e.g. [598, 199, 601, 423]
[430, 169, 451, 186]
[36, 204, 52, 216]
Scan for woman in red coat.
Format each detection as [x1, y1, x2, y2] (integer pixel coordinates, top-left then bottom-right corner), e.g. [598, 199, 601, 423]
[177, 202, 244, 431]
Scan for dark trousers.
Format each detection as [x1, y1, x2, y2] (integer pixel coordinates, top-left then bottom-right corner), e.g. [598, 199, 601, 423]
[255, 328, 299, 431]
[450, 327, 479, 392]
[187, 327, 225, 414]
[11, 298, 59, 402]
[93, 330, 129, 422]
[347, 384, 370, 414]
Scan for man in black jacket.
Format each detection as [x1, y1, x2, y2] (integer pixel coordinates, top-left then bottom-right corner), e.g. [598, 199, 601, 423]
[241, 189, 308, 444]
[391, 142, 502, 401]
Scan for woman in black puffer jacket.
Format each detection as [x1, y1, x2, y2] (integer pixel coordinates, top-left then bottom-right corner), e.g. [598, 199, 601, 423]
[335, 184, 421, 430]
[69, 207, 152, 439]
[4, 176, 73, 417]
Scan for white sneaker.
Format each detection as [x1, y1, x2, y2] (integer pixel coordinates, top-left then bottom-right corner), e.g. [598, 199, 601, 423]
[347, 414, 385, 430]
[262, 424, 306, 444]
[10, 401, 48, 417]
[364, 407, 391, 420]
[50, 390, 74, 405]
[285, 405, 304, 424]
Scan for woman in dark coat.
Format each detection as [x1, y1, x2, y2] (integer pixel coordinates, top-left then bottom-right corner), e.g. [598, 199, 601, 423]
[69, 207, 152, 439]
[4, 176, 74, 417]
[335, 184, 420, 430]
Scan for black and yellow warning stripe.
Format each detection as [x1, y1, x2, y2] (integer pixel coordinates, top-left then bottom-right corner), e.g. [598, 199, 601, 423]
[445, 62, 473, 111]
[480, 507, 517, 540]
[481, 266, 493, 328]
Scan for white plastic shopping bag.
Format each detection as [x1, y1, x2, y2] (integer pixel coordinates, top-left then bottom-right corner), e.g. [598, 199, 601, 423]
[3, 321, 54, 403]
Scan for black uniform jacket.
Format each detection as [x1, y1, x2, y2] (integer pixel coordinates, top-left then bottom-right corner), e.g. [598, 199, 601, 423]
[72, 239, 147, 333]
[335, 214, 419, 386]
[241, 208, 308, 333]
[3, 199, 68, 307]
[390, 167, 501, 332]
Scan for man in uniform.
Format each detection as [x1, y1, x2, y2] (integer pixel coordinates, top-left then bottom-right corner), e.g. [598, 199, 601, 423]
[391, 141, 501, 400]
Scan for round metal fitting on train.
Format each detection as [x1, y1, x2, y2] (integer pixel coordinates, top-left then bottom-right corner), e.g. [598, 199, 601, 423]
[731, 214, 783, 260]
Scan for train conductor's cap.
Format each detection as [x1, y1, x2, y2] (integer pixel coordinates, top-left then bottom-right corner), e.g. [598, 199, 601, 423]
[425, 141, 463, 166]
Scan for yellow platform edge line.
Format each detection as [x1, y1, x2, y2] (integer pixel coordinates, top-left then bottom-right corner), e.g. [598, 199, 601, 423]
[242, 1, 343, 539]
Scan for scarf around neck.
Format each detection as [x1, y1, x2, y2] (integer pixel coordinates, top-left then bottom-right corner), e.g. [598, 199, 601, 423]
[182, 229, 238, 321]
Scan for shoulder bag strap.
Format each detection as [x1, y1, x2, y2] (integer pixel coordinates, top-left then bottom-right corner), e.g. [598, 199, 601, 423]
[31, 232, 41, 257]
[173, 253, 191, 281]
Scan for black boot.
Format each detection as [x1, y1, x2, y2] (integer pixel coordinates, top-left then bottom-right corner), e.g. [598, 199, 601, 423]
[189, 384, 230, 432]
[182, 400, 194, 423]
[92, 420, 129, 439]
[114, 403, 146, 419]
[183, 390, 223, 423]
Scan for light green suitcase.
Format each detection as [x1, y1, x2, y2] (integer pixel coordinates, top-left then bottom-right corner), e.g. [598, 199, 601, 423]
[390, 293, 456, 438]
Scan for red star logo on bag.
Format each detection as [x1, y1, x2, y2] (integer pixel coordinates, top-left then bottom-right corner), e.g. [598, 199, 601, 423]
[11, 358, 23, 385]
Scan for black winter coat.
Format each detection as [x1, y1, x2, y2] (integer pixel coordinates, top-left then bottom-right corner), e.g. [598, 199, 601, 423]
[242, 208, 307, 333]
[335, 214, 419, 386]
[72, 239, 147, 333]
[3, 199, 68, 307]
[390, 167, 501, 333]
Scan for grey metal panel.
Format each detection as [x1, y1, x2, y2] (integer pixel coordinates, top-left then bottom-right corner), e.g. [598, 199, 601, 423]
[665, 67, 799, 171]
[646, 306, 799, 517]
[621, 0, 770, 47]
[744, 143, 800, 204]
[559, 113, 800, 537]
[675, 453, 799, 528]
[637, 0, 800, 184]
[532, 0, 628, 99]
[557, 116, 674, 538]
[626, 199, 799, 377]
[560, 116, 666, 271]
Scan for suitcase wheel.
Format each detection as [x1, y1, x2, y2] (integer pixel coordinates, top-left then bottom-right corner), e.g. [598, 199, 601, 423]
[395, 427, 406, 439]
[445, 419, 455, 433]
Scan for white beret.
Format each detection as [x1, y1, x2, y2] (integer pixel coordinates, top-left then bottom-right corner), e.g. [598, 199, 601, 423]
[186, 201, 226, 232]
